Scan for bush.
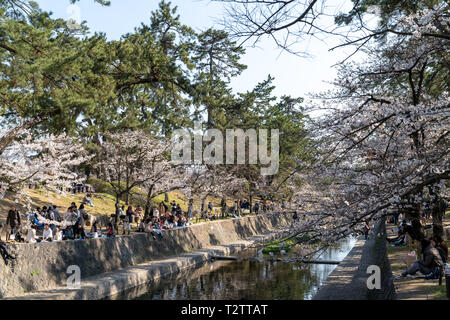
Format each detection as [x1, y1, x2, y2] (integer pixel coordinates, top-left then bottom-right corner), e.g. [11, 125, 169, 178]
[87, 177, 114, 195]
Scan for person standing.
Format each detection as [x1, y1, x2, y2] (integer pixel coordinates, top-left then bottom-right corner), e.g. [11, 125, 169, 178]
[220, 198, 227, 218]
[254, 202, 260, 215]
[77, 204, 88, 239]
[135, 205, 144, 226]
[208, 202, 213, 214]
[6, 206, 21, 241]
[363, 221, 370, 240]
[158, 202, 165, 218]
[124, 206, 135, 235]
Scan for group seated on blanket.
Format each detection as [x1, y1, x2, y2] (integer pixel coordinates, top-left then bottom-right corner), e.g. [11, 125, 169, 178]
[138, 214, 193, 234]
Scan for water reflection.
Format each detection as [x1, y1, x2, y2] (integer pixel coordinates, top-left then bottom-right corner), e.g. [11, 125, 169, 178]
[112, 237, 356, 300]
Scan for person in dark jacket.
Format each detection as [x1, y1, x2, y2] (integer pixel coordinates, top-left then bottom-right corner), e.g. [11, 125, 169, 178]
[402, 239, 444, 277]
[254, 202, 260, 215]
[6, 206, 21, 241]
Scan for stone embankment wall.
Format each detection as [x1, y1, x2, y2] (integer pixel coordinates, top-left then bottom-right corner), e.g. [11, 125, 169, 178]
[313, 219, 396, 300]
[0, 213, 290, 298]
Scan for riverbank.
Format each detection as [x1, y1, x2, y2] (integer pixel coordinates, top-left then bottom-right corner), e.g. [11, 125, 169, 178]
[1, 213, 291, 299]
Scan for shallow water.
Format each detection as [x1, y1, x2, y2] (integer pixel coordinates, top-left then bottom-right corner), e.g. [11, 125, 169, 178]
[111, 237, 357, 300]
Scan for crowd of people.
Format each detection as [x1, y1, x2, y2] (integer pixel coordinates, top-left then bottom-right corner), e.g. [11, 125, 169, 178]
[0, 195, 289, 253]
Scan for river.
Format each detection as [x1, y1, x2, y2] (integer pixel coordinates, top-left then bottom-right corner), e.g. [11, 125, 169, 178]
[109, 236, 357, 300]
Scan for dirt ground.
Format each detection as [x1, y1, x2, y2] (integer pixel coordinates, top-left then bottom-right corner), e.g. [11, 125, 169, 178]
[387, 218, 450, 300]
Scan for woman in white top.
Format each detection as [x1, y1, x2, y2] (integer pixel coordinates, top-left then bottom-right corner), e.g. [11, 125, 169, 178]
[26, 226, 37, 243]
[54, 227, 63, 241]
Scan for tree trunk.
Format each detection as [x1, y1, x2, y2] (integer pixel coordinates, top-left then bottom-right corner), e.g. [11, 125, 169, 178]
[113, 200, 120, 231]
[144, 186, 153, 220]
[405, 199, 424, 241]
[201, 198, 206, 216]
[431, 196, 444, 238]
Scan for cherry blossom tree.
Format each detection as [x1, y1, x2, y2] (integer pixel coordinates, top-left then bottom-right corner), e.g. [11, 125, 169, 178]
[0, 132, 91, 207]
[180, 166, 245, 217]
[286, 5, 449, 242]
[97, 130, 171, 206]
[140, 150, 186, 219]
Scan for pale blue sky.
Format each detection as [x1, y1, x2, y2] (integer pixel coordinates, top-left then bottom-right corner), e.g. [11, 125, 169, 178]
[36, 0, 355, 100]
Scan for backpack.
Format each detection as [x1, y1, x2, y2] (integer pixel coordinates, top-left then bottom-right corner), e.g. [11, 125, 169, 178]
[83, 212, 89, 220]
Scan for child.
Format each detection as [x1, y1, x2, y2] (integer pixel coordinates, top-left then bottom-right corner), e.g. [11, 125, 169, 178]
[106, 223, 115, 238]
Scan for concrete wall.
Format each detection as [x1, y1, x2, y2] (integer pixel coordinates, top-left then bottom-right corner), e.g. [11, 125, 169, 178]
[313, 219, 396, 300]
[0, 213, 290, 298]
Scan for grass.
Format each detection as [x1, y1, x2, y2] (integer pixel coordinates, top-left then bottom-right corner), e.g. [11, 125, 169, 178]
[428, 283, 449, 300]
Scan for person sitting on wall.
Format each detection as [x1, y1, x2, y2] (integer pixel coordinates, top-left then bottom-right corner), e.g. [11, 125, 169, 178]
[106, 223, 116, 238]
[177, 215, 185, 227]
[137, 219, 146, 233]
[90, 220, 99, 235]
[62, 226, 74, 240]
[42, 224, 53, 242]
[54, 227, 63, 242]
[26, 225, 38, 244]
[142, 219, 157, 240]
[402, 239, 444, 278]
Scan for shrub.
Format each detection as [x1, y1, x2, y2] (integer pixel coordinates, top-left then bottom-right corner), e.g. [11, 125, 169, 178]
[87, 177, 114, 195]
